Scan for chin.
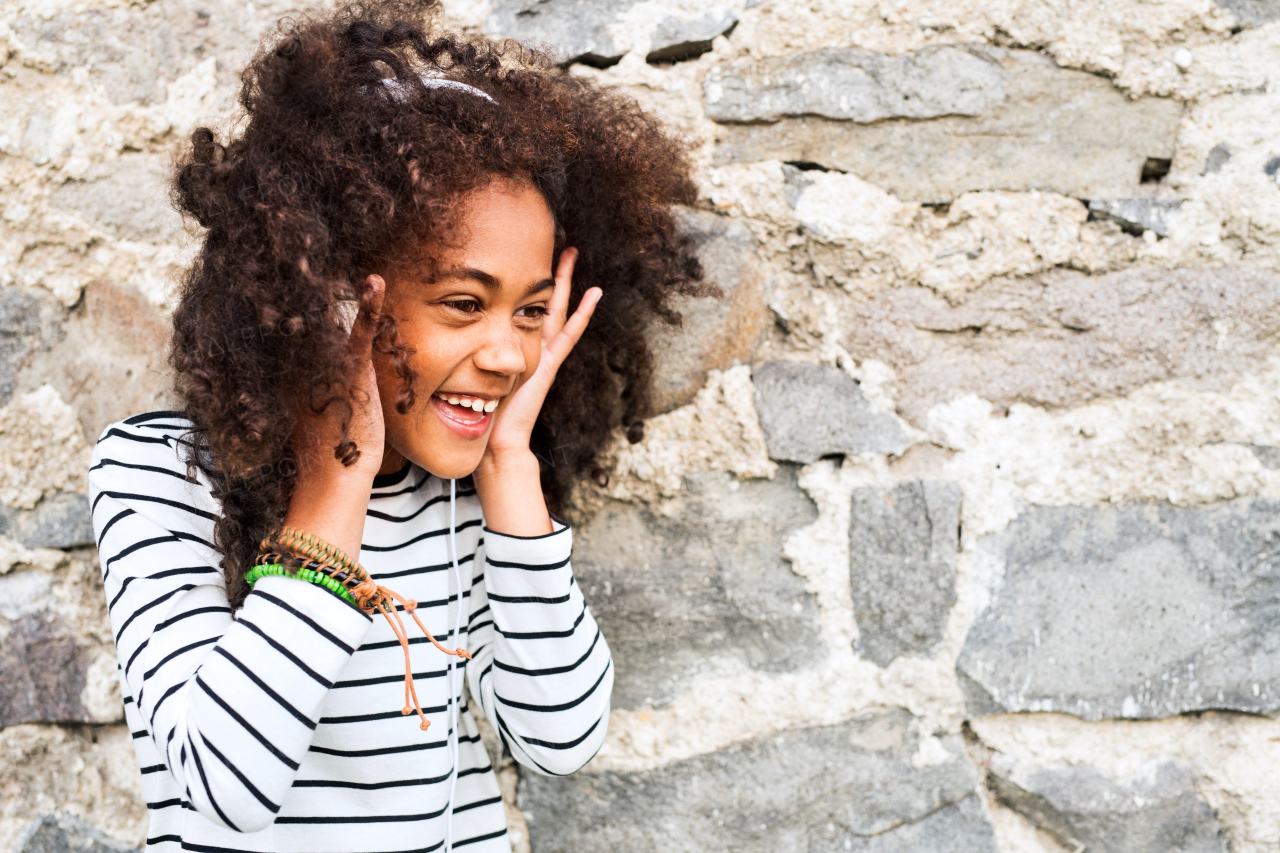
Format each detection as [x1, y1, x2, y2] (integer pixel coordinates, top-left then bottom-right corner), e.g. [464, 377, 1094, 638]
[424, 460, 482, 482]
[407, 444, 487, 483]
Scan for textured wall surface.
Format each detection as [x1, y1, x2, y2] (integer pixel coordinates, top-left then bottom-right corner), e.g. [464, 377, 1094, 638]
[3, 0, 1280, 850]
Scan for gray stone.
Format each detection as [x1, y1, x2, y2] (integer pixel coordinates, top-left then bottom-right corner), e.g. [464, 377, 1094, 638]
[705, 46, 1006, 124]
[486, 0, 635, 66]
[989, 759, 1226, 853]
[849, 797, 994, 853]
[850, 481, 960, 667]
[1250, 444, 1280, 470]
[1213, 0, 1280, 27]
[843, 266, 1280, 427]
[17, 280, 178, 441]
[647, 8, 738, 63]
[1203, 143, 1232, 175]
[647, 209, 767, 413]
[15, 813, 140, 853]
[711, 47, 1181, 202]
[3, 493, 96, 550]
[0, 288, 57, 340]
[521, 709, 997, 853]
[0, 559, 118, 726]
[0, 286, 65, 406]
[1088, 198, 1183, 238]
[572, 467, 822, 709]
[0, 611, 93, 726]
[50, 155, 182, 244]
[957, 498, 1280, 721]
[782, 163, 815, 208]
[1266, 156, 1280, 183]
[752, 361, 910, 463]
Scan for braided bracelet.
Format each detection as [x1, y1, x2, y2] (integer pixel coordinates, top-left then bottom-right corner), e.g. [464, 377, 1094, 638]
[257, 552, 365, 590]
[257, 527, 472, 731]
[253, 553, 371, 608]
[261, 526, 360, 575]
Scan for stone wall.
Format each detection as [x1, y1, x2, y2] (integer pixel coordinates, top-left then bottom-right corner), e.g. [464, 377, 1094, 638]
[3, 0, 1280, 849]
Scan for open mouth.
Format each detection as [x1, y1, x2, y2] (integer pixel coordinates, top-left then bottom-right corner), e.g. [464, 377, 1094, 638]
[431, 393, 501, 433]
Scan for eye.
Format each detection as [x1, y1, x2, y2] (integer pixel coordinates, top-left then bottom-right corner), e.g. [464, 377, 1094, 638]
[516, 304, 548, 319]
[443, 299, 482, 314]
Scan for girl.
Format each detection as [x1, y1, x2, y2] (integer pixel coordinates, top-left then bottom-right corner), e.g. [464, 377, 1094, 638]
[88, 2, 707, 850]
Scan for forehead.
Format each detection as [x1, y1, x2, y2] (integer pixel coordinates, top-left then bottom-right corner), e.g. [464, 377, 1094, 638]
[388, 179, 556, 290]
[444, 179, 555, 262]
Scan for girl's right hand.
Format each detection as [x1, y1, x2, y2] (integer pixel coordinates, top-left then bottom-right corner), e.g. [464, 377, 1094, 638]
[283, 275, 387, 559]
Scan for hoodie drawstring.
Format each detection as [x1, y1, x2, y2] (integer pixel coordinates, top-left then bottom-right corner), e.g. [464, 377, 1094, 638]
[444, 478, 465, 853]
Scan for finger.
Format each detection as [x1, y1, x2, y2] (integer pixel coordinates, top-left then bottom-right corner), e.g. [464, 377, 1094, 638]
[551, 248, 577, 317]
[492, 287, 601, 435]
[511, 287, 600, 406]
[544, 248, 578, 342]
[543, 286, 601, 365]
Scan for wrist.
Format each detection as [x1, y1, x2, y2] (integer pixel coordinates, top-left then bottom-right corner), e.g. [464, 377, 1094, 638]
[475, 447, 540, 481]
[285, 465, 375, 561]
[473, 448, 552, 537]
[288, 461, 375, 507]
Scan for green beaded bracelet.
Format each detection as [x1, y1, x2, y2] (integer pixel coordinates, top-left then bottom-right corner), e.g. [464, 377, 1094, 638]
[245, 563, 358, 607]
[255, 554, 367, 606]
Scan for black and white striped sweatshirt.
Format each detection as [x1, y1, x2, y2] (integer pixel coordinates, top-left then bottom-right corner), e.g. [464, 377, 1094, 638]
[89, 412, 613, 853]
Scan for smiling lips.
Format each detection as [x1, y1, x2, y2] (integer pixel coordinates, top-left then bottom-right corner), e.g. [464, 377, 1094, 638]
[431, 393, 501, 435]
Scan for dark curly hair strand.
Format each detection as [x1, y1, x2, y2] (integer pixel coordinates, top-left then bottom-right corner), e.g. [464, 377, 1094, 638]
[169, 0, 708, 607]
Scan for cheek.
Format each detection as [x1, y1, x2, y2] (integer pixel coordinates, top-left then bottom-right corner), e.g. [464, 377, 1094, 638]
[374, 324, 454, 415]
[521, 332, 542, 378]
[410, 337, 456, 382]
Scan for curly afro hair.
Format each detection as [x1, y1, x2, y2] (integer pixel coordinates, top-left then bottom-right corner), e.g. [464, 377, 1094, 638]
[169, 0, 708, 607]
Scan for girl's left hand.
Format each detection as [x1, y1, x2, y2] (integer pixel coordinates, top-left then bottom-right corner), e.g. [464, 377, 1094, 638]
[483, 247, 601, 462]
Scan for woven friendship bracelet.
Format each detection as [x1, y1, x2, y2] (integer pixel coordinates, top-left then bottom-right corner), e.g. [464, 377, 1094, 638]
[257, 527, 472, 731]
[261, 526, 360, 575]
[257, 552, 365, 589]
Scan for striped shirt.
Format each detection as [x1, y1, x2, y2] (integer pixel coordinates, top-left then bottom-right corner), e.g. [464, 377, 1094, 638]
[89, 411, 613, 853]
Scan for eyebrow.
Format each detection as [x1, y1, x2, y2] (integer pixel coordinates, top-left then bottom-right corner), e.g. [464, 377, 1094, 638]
[440, 266, 555, 297]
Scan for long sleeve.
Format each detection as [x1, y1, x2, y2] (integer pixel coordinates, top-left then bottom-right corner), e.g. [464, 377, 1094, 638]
[90, 421, 374, 834]
[466, 523, 613, 776]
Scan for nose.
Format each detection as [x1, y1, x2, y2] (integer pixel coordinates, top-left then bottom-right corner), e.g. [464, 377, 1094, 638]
[472, 316, 528, 377]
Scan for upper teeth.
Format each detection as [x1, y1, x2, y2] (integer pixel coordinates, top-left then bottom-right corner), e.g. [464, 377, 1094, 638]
[443, 395, 498, 413]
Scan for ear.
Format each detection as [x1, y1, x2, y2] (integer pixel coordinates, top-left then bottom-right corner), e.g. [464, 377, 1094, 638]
[363, 274, 387, 308]
[336, 275, 386, 336]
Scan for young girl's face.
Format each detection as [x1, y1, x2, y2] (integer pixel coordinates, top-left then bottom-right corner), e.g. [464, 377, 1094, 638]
[375, 179, 556, 479]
